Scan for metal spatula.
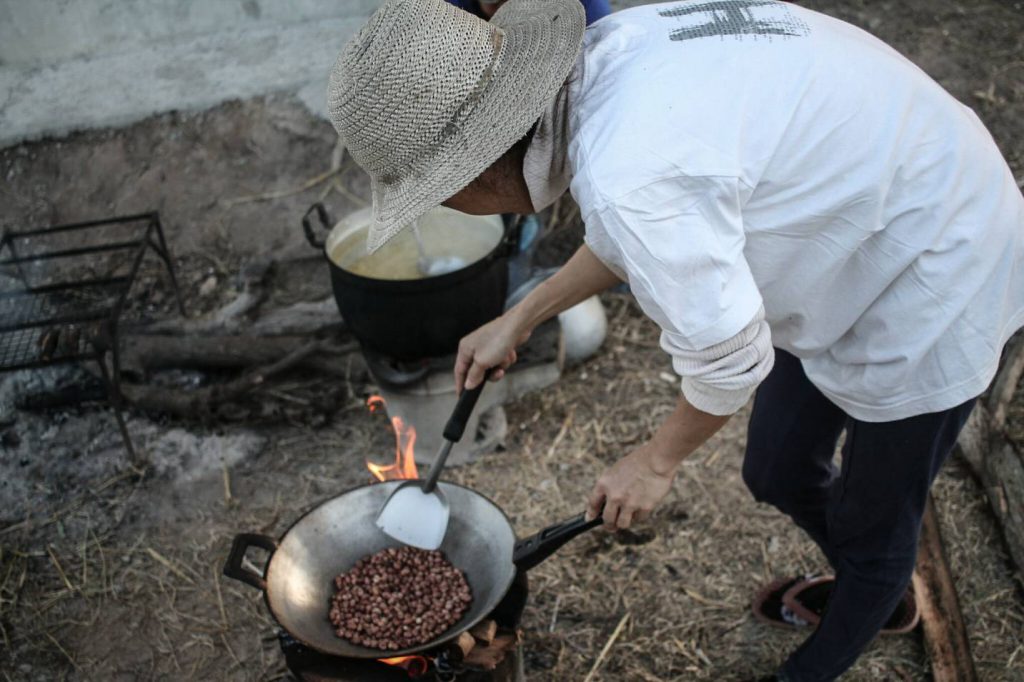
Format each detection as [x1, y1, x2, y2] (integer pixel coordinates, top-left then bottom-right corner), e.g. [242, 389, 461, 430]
[375, 371, 492, 549]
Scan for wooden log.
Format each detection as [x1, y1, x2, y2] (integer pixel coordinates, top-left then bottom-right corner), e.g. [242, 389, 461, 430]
[444, 631, 477, 664]
[469, 619, 498, 646]
[119, 340, 324, 418]
[137, 296, 343, 338]
[464, 632, 520, 671]
[957, 407, 1024, 580]
[989, 332, 1024, 429]
[123, 334, 308, 371]
[956, 409, 990, 475]
[985, 442, 1024, 574]
[250, 297, 342, 336]
[121, 334, 356, 373]
[912, 496, 978, 682]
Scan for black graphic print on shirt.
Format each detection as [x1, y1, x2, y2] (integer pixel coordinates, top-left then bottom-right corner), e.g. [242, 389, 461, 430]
[658, 0, 810, 42]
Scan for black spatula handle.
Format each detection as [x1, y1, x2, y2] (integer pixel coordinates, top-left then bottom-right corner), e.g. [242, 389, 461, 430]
[443, 368, 495, 443]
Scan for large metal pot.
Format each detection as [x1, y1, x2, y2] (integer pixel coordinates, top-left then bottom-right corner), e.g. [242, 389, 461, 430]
[303, 203, 515, 361]
[223, 480, 598, 659]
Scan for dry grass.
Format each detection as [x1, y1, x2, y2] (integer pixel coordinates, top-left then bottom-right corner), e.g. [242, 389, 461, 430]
[449, 295, 916, 681]
[3, 0, 1024, 670]
[1, 296, 1023, 681]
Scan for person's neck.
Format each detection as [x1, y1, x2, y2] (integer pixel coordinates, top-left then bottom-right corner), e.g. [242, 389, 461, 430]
[440, 149, 533, 215]
[507, 150, 535, 214]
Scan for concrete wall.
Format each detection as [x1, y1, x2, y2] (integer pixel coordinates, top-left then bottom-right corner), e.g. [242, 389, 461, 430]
[0, 1, 379, 65]
[0, 0, 655, 146]
[0, 0, 382, 146]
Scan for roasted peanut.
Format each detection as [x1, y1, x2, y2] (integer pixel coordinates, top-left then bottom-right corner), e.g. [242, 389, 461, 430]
[328, 546, 472, 650]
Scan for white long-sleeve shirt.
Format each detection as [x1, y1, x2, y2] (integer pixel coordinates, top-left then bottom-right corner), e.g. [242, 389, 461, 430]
[529, 0, 1024, 421]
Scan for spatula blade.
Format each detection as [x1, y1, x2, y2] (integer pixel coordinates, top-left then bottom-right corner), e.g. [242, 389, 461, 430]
[375, 485, 449, 550]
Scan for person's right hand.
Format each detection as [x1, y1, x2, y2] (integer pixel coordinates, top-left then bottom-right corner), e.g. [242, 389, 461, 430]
[454, 313, 531, 392]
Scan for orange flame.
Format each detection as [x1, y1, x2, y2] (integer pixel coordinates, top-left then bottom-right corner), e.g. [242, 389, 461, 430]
[378, 655, 430, 677]
[366, 396, 419, 482]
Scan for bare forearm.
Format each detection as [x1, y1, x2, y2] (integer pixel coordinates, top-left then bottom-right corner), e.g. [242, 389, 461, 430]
[507, 244, 621, 333]
[454, 245, 620, 390]
[647, 396, 731, 475]
[586, 395, 731, 527]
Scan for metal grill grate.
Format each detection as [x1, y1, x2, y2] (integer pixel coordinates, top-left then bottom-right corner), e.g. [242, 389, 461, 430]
[0, 277, 126, 330]
[0, 325, 92, 370]
[0, 212, 184, 461]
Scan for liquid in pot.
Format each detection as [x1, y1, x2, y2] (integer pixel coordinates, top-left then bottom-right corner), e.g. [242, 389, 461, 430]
[329, 213, 503, 281]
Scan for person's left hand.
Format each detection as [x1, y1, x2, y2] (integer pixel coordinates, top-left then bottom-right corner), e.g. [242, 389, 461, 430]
[586, 442, 678, 530]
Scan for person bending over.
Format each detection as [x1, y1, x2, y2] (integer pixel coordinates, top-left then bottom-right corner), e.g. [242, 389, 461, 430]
[326, 1, 1024, 679]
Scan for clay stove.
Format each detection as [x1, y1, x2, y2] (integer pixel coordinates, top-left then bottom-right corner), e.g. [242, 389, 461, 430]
[362, 318, 563, 468]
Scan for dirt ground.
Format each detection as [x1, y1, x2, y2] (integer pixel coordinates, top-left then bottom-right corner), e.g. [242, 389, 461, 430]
[2, 1, 1023, 681]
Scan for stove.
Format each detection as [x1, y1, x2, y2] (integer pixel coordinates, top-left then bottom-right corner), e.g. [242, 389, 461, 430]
[270, 236, 587, 681]
[362, 318, 563, 468]
[281, 573, 529, 681]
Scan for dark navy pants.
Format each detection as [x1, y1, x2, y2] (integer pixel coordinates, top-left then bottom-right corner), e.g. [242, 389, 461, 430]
[743, 349, 975, 682]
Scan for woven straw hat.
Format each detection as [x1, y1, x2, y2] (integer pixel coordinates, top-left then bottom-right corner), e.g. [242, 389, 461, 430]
[327, 0, 585, 252]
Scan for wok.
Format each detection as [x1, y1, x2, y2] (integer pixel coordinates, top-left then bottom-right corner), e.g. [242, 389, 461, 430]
[224, 480, 599, 659]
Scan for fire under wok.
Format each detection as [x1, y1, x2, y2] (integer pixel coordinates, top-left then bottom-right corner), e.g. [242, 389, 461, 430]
[223, 480, 600, 658]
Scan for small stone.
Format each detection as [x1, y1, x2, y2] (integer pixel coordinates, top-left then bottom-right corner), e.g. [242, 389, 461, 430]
[198, 275, 218, 297]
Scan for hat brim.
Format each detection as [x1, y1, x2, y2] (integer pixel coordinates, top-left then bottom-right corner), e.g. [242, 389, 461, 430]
[365, 0, 585, 253]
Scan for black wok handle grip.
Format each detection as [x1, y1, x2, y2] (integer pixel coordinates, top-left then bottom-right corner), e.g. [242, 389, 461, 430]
[443, 367, 496, 443]
[223, 533, 278, 591]
[512, 512, 603, 573]
[302, 203, 330, 250]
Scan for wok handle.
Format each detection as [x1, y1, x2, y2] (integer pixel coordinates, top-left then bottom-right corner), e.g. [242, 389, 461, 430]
[512, 512, 602, 573]
[222, 533, 278, 591]
[302, 202, 330, 250]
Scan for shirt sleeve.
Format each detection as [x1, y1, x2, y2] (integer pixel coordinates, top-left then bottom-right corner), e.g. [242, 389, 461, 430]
[666, 307, 775, 415]
[583, 175, 771, 414]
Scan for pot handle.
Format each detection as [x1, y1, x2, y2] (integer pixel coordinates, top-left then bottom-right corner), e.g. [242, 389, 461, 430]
[512, 511, 602, 573]
[302, 203, 331, 250]
[223, 533, 278, 591]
